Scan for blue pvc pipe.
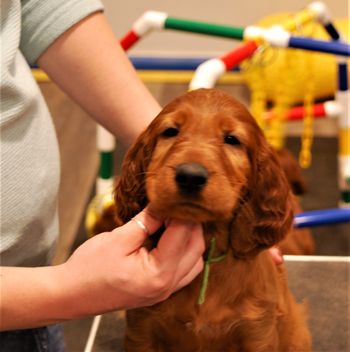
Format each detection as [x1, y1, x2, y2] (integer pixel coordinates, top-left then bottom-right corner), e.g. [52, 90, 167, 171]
[31, 56, 241, 72]
[129, 56, 240, 71]
[338, 62, 349, 91]
[289, 36, 350, 56]
[130, 56, 209, 70]
[31, 57, 242, 71]
[324, 22, 341, 40]
[294, 208, 350, 228]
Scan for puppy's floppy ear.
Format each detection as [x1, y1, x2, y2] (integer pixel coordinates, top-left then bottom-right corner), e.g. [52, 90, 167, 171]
[114, 125, 158, 225]
[230, 131, 294, 257]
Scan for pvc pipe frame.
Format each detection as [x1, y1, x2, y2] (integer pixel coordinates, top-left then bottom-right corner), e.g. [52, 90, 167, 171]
[264, 101, 341, 121]
[288, 36, 350, 56]
[120, 10, 350, 56]
[189, 41, 259, 90]
[294, 208, 350, 228]
[129, 56, 240, 71]
[119, 9, 349, 89]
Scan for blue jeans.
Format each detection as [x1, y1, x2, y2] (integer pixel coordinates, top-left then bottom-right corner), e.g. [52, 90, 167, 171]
[0, 324, 65, 352]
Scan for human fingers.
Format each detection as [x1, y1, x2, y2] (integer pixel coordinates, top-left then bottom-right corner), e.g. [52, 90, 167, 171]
[151, 219, 205, 276]
[111, 206, 163, 255]
[268, 246, 284, 265]
[169, 220, 205, 286]
[173, 256, 204, 292]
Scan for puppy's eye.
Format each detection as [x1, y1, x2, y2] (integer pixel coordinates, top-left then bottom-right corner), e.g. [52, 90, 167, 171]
[162, 127, 179, 138]
[224, 134, 241, 146]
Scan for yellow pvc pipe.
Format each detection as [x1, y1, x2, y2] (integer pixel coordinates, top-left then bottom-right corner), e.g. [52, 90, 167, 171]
[282, 9, 316, 32]
[32, 69, 50, 82]
[138, 71, 245, 84]
[339, 128, 350, 156]
[32, 69, 245, 85]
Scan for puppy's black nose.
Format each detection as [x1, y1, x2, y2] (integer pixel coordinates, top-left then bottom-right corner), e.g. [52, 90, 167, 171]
[175, 163, 208, 194]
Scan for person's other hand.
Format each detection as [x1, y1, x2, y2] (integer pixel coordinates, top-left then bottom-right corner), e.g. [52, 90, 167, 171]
[268, 246, 284, 265]
[59, 207, 205, 318]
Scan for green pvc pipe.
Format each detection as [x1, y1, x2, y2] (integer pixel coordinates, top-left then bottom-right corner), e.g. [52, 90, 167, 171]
[341, 190, 350, 204]
[165, 17, 245, 40]
[99, 151, 114, 179]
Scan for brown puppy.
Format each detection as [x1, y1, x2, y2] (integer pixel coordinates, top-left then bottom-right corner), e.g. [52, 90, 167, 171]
[113, 88, 311, 351]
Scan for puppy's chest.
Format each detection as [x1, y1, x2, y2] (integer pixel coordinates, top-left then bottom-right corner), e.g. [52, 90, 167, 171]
[162, 275, 243, 338]
[181, 302, 240, 337]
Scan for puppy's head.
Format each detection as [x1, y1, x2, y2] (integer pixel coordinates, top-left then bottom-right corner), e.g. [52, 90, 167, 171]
[115, 89, 293, 256]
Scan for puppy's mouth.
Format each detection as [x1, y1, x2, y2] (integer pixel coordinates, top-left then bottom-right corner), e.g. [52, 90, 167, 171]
[176, 201, 207, 210]
[153, 198, 215, 222]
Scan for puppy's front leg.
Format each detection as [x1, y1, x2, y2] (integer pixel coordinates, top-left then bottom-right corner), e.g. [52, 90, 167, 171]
[239, 324, 280, 352]
[124, 310, 161, 352]
[124, 336, 157, 352]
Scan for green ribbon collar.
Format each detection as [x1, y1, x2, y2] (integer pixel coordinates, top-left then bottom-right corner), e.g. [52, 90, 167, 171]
[197, 237, 226, 305]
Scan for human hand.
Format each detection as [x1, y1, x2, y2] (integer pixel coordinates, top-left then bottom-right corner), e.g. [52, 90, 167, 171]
[268, 246, 284, 265]
[58, 207, 205, 318]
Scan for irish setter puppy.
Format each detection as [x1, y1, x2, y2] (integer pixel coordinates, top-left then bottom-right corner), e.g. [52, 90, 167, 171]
[114, 88, 311, 351]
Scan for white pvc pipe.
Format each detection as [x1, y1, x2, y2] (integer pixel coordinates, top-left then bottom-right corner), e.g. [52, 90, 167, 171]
[244, 26, 265, 41]
[97, 126, 115, 152]
[189, 58, 226, 90]
[133, 11, 168, 36]
[307, 1, 331, 24]
[262, 26, 291, 48]
[336, 90, 350, 129]
[324, 100, 343, 118]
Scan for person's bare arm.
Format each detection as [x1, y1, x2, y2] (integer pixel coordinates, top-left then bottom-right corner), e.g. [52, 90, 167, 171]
[0, 209, 204, 331]
[37, 12, 161, 145]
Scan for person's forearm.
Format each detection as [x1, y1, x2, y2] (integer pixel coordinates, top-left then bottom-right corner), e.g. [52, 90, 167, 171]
[37, 12, 161, 145]
[0, 265, 73, 330]
[0, 264, 110, 331]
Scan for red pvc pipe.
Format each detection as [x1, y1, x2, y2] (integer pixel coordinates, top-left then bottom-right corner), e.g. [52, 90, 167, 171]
[264, 103, 327, 121]
[220, 41, 259, 70]
[120, 30, 140, 50]
[287, 103, 327, 121]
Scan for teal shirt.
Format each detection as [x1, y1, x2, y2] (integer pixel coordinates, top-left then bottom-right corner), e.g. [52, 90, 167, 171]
[0, 0, 103, 266]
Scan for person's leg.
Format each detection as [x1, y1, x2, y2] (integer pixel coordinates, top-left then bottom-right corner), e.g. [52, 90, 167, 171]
[0, 324, 65, 352]
[46, 324, 65, 352]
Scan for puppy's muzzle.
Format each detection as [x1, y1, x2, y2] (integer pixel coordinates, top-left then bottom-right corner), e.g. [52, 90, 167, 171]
[175, 163, 209, 195]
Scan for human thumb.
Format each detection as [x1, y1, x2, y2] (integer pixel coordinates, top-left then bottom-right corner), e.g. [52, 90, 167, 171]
[110, 206, 163, 255]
